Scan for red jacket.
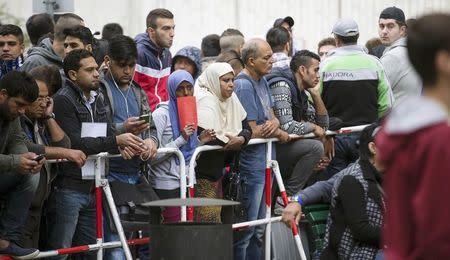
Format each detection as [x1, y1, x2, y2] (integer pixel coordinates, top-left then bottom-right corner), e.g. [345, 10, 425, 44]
[376, 96, 450, 260]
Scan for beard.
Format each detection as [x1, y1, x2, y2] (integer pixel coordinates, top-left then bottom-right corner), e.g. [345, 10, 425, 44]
[0, 100, 15, 122]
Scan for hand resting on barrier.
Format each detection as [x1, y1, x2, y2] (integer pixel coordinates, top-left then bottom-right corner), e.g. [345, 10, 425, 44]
[281, 202, 302, 226]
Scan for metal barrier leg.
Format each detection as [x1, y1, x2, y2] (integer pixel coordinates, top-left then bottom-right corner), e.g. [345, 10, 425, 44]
[94, 156, 104, 260]
[102, 180, 133, 260]
[95, 186, 103, 260]
[272, 160, 307, 260]
[265, 141, 272, 260]
[187, 187, 195, 222]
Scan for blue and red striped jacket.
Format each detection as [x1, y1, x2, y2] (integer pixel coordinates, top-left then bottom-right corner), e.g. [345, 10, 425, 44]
[134, 33, 172, 111]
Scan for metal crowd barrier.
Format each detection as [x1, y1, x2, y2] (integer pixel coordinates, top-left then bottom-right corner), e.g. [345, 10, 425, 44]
[0, 124, 369, 260]
[186, 124, 370, 260]
[4, 147, 186, 260]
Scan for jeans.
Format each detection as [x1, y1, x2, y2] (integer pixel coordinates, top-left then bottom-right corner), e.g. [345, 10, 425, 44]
[233, 169, 267, 260]
[277, 139, 324, 195]
[0, 172, 39, 242]
[103, 172, 140, 260]
[325, 133, 360, 178]
[46, 188, 97, 260]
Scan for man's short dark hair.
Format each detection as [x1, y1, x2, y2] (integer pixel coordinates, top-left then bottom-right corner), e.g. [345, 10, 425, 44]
[407, 13, 450, 87]
[101, 23, 123, 41]
[266, 26, 290, 53]
[29, 65, 62, 95]
[26, 13, 54, 45]
[221, 28, 244, 37]
[63, 26, 93, 46]
[201, 34, 220, 57]
[107, 35, 138, 63]
[146, 8, 174, 29]
[63, 49, 95, 78]
[335, 34, 359, 45]
[317, 37, 336, 53]
[55, 13, 84, 23]
[0, 24, 24, 43]
[290, 50, 321, 73]
[0, 71, 38, 103]
[54, 13, 84, 42]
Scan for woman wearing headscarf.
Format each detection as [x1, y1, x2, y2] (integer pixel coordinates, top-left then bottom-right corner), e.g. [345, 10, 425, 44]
[150, 70, 213, 223]
[194, 62, 252, 223]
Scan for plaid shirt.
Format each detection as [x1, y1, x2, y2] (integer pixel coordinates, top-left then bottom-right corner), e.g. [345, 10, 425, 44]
[271, 52, 291, 69]
[323, 161, 384, 260]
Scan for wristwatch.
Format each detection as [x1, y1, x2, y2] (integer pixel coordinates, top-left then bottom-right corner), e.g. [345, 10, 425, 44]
[44, 112, 56, 120]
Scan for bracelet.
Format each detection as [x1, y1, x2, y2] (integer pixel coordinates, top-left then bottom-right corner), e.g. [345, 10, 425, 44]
[288, 195, 304, 206]
[297, 195, 304, 206]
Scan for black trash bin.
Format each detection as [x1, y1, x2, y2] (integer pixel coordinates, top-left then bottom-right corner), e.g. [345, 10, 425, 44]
[149, 222, 232, 260]
[143, 198, 239, 260]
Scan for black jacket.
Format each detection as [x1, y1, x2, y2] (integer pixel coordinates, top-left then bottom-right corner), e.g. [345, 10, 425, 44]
[52, 80, 118, 193]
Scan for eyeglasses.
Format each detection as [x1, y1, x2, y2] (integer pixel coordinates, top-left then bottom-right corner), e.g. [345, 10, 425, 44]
[36, 96, 50, 104]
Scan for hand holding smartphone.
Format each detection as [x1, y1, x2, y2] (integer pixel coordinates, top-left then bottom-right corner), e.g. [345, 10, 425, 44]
[34, 154, 45, 162]
[139, 114, 150, 123]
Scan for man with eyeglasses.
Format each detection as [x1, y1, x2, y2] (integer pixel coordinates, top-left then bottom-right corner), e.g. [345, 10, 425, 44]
[18, 65, 87, 248]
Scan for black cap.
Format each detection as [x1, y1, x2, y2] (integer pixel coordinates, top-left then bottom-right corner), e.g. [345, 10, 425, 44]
[379, 6, 405, 23]
[273, 16, 294, 28]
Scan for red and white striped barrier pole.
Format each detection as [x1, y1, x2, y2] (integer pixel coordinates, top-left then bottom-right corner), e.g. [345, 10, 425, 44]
[293, 124, 371, 139]
[187, 187, 195, 221]
[0, 238, 149, 259]
[264, 140, 273, 260]
[232, 216, 282, 231]
[94, 155, 104, 259]
[272, 160, 307, 260]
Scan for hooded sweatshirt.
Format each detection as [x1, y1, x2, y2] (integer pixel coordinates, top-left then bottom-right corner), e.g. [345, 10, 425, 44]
[20, 38, 62, 72]
[134, 33, 172, 111]
[380, 37, 422, 105]
[376, 96, 450, 260]
[171, 46, 202, 80]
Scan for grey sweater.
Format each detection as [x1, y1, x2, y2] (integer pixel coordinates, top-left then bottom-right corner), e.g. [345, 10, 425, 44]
[381, 37, 422, 105]
[21, 38, 62, 72]
[0, 118, 28, 174]
[149, 103, 188, 190]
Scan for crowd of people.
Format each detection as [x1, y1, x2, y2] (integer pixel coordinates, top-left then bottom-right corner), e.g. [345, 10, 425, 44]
[0, 5, 449, 260]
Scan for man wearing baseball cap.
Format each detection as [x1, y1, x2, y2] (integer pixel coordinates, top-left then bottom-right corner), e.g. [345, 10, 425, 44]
[273, 16, 296, 56]
[319, 18, 394, 178]
[379, 6, 422, 105]
[273, 16, 294, 31]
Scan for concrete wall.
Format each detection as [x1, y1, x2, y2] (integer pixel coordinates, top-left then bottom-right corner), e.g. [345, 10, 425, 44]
[2, 0, 450, 53]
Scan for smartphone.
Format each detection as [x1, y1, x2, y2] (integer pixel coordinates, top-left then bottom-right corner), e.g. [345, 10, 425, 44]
[34, 154, 45, 161]
[139, 114, 151, 123]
